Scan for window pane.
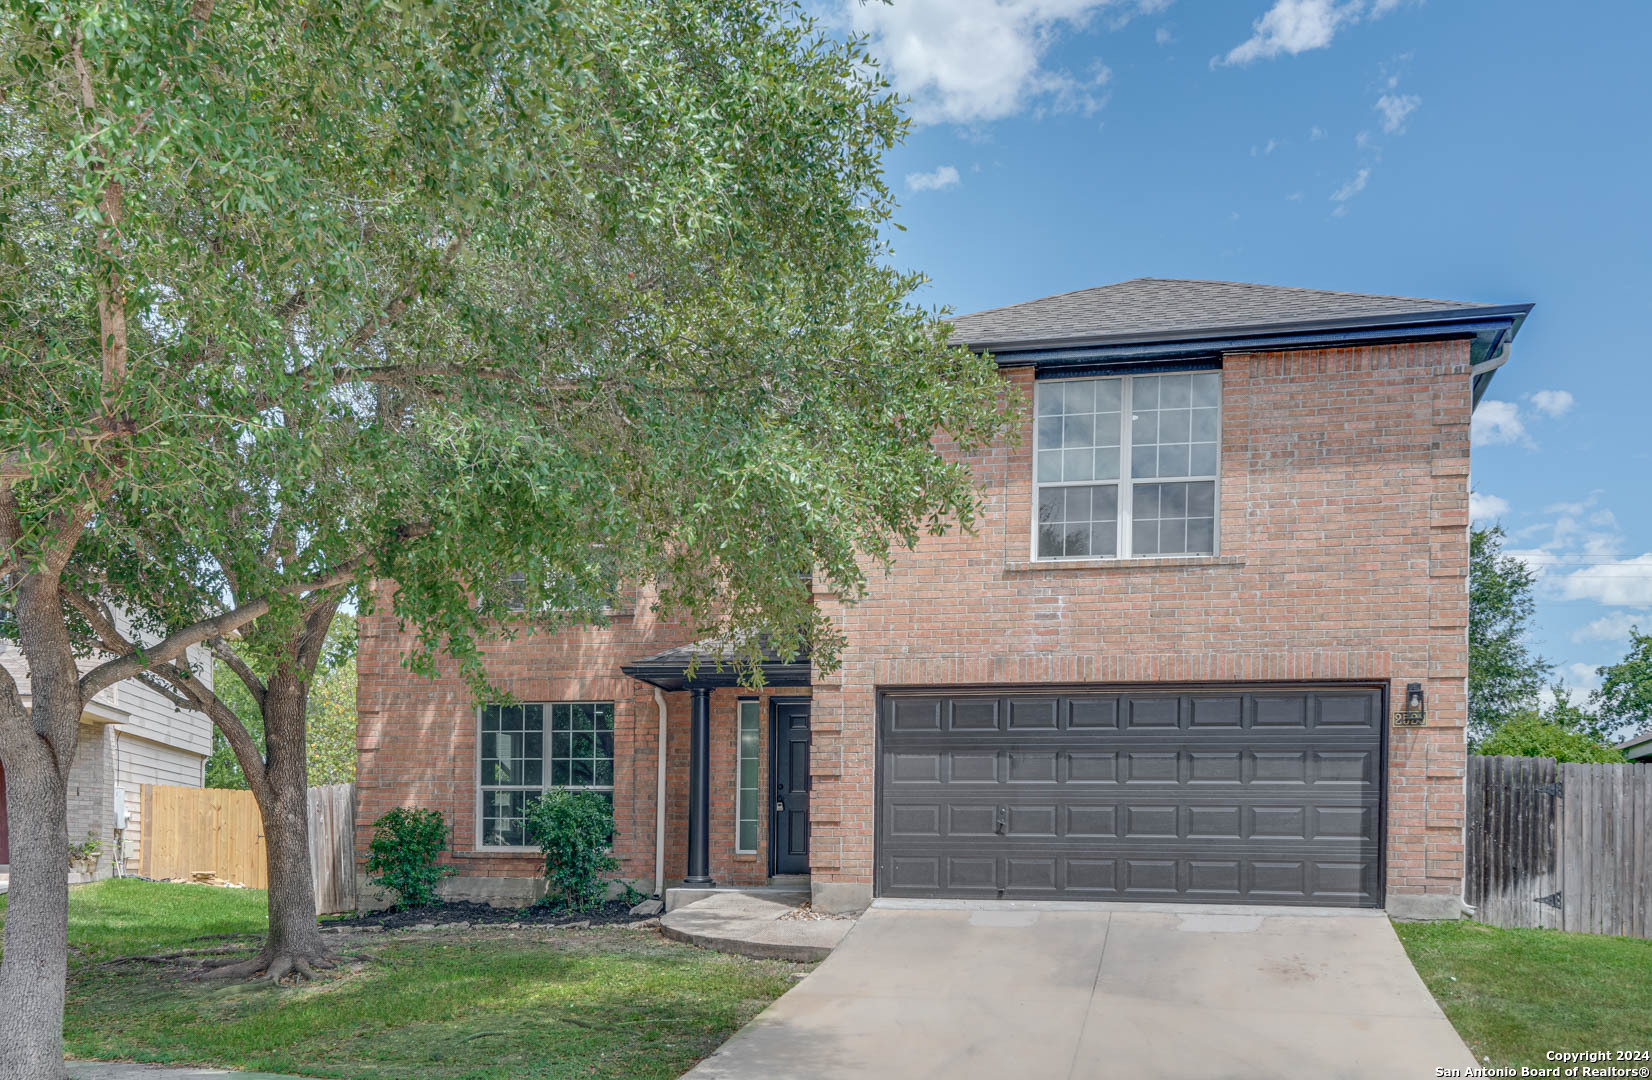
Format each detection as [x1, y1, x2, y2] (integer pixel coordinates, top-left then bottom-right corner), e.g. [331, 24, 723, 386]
[551, 704, 571, 731]
[1190, 442, 1219, 476]
[1191, 372, 1221, 407]
[1188, 518, 1215, 554]
[1133, 376, 1159, 409]
[1064, 486, 1092, 522]
[1189, 481, 1216, 517]
[1063, 413, 1094, 447]
[500, 705, 522, 731]
[1094, 446, 1120, 480]
[737, 818, 758, 853]
[551, 759, 570, 785]
[482, 705, 500, 732]
[571, 759, 593, 786]
[1133, 518, 1159, 555]
[1157, 443, 1190, 478]
[1131, 411, 1157, 445]
[1062, 379, 1095, 413]
[594, 759, 613, 786]
[1038, 487, 1062, 524]
[593, 704, 613, 731]
[482, 790, 528, 847]
[552, 730, 571, 759]
[1160, 374, 1191, 408]
[1132, 447, 1157, 479]
[1093, 379, 1122, 411]
[1038, 525, 1065, 559]
[1159, 408, 1190, 442]
[1191, 408, 1219, 442]
[1063, 524, 1091, 557]
[1094, 411, 1122, 447]
[1038, 384, 1063, 415]
[1037, 450, 1062, 483]
[1062, 448, 1094, 481]
[1037, 415, 1062, 448]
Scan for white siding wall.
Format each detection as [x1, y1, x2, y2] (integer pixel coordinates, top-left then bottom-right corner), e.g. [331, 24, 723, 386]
[115, 730, 210, 871]
[4, 610, 216, 873]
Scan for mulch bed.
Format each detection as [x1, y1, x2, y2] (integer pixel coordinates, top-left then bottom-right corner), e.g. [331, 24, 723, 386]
[323, 899, 651, 931]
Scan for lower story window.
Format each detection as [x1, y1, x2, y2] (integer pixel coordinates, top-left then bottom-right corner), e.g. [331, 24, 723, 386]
[736, 700, 760, 853]
[480, 702, 614, 847]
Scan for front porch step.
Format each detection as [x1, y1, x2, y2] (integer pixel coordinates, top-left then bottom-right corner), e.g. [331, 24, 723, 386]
[664, 884, 808, 914]
[766, 874, 810, 888]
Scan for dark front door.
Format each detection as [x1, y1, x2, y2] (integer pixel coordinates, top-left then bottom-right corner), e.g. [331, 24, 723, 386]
[771, 701, 811, 875]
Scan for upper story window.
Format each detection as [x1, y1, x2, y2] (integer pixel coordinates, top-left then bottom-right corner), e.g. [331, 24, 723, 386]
[1034, 371, 1221, 560]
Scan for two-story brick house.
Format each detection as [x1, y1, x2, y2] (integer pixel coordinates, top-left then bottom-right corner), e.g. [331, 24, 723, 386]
[354, 278, 1531, 920]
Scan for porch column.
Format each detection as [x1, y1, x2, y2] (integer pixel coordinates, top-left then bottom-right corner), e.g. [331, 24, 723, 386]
[683, 686, 714, 885]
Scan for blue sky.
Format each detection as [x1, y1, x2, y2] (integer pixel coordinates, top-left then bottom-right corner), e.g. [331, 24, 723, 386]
[837, 0, 1652, 706]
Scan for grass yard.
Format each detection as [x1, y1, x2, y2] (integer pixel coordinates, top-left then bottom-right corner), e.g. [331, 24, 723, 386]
[2, 879, 801, 1080]
[1395, 919, 1652, 1068]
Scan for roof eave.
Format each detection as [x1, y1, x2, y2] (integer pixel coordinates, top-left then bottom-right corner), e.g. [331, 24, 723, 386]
[957, 303, 1535, 356]
[619, 660, 813, 692]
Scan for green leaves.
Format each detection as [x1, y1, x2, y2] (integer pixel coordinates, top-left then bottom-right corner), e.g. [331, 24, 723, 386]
[1469, 526, 1554, 741]
[3, 0, 1004, 699]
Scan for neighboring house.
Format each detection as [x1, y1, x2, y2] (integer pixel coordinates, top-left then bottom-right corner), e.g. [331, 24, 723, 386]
[0, 611, 213, 877]
[1618, 731, 1652, 763]
[356, 278, 1531, 921]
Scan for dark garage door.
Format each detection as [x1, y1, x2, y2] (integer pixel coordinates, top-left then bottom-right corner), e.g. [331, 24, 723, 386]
[877, 687, 1384, 907]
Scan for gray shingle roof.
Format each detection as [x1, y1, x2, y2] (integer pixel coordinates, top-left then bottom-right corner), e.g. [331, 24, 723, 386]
[950, 278, 1503, 350]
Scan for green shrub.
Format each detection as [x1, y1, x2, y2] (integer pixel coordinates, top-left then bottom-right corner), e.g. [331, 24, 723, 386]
[525, 790, 617, 911]
[364, 807, 455, 908]
[1477, 712, 1627, 764]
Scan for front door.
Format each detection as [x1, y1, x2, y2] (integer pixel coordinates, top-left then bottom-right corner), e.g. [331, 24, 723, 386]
[770, 701, 811, 876]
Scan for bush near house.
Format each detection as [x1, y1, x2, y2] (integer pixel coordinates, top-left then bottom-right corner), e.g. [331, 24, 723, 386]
[1476, 712, 1626, 763]
[364, 808, 456, 909]
[526, 789, 620, 912]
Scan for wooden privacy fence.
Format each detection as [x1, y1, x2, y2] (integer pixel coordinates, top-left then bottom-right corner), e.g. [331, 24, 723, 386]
[139, 783, 358, 915]
[1466, 755, 1651, 938]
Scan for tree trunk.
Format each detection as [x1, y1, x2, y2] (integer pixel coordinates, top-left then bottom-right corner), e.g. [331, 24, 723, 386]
[0, 737, 72, 1080]
[209, 676, 329, 980]
[0, 576, 85, 1080]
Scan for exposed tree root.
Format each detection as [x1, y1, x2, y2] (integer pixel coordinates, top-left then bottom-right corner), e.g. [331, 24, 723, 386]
[191, 947, 340, 983]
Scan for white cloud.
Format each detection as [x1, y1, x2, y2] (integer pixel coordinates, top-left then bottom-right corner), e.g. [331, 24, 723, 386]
[1542, 663, 1603, 709]
[1557, 554, 1652, 608]
[1215, 0, 1361, 66]
[1330, 167, 1369, 213]
[1529, 389, 1575, 418]
[1573, 611, 1652, 644]
[1370, 0, 1419, 14]
[905, 165, 962, 192]
[1375, 92, 1420, 134]
[1470, 399, 1530, 448]
[1286, 190, 1305, 200]
[848, 1, 1141, 125]
[1309, 125, 1327, 140]
[1469, 491, 1510, 524]
[1155, 26, 1174, 45]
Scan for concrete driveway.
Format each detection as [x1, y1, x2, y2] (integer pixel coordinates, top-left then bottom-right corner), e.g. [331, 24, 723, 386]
[684, 900, 1475, 1080]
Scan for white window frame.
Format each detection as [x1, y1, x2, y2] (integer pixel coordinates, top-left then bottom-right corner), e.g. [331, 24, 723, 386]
[1031, 370, 1222, 562]
[475, 701, 616, 851]
[735, 699, 761, 854]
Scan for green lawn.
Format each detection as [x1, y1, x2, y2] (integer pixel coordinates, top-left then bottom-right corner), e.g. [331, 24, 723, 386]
[1395, 919, 1652, 1068]
[3, 879, 799, 1080]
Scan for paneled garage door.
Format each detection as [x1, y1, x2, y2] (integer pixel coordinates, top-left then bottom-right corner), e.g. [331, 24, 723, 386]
[877, 687, 1384, 907]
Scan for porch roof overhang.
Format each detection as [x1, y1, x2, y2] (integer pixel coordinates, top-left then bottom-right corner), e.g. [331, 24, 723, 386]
[620, 637, 811, 692]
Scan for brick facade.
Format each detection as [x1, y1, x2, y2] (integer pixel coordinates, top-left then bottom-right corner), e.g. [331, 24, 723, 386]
[356, 338, 1472, 911]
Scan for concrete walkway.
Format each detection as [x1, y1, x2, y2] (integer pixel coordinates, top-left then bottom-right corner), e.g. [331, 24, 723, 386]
[68, 1064, 308, 1079]
[683, 901, 1475, 1080]
[661, 891, 854, 962]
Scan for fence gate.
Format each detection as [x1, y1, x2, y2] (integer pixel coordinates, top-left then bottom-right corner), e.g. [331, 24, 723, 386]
[1466, 755, 1651, 938]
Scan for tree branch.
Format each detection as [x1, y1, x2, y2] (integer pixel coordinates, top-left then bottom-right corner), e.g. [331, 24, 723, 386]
[78, 563, 361, 699]
[209, 636, 267, 706]
[152, 662, 269, 796]
[345, 229, 470, 351]
[59, 585, 133, 658]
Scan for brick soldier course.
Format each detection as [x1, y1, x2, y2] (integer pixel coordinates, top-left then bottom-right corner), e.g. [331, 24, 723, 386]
[355, 278, 1532, 919]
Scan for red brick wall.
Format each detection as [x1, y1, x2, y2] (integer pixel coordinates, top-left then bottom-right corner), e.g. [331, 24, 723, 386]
[808, 340, 1471, 900]
[357, 339, 1472, 903]
[355, 592, 808, 889]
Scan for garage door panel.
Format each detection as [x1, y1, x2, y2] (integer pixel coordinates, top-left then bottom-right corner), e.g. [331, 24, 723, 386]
[879, 687, 1384, 907]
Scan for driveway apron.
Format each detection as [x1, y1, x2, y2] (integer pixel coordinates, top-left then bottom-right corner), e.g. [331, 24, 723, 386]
[683, 902, 1475, 1080]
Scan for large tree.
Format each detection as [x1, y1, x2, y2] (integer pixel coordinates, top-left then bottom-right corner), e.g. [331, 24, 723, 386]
[1468, 525, 1553, 741]
[1591, 627, 1652, 743]
[0, 1, 1005, 1074]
